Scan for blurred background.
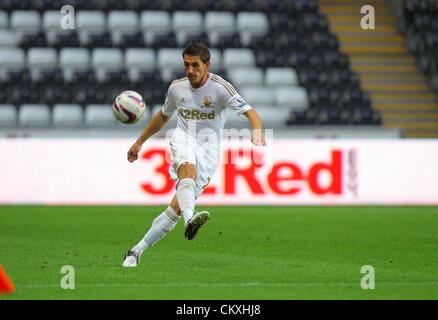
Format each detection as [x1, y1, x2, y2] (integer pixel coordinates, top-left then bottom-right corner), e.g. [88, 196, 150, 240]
[0, 0, 437, 205]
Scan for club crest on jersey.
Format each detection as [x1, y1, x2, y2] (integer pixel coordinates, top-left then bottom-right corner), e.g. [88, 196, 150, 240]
[201, 96, 214, 108]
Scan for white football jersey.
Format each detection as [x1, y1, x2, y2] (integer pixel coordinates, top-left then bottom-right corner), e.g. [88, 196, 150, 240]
[161, 72, 252, 146]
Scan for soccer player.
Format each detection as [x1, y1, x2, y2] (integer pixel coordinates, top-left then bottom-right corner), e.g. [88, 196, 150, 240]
[122, 43, 265, 267]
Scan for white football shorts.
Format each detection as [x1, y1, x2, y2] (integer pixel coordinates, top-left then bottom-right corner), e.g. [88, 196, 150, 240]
[168, 133, 220, 199]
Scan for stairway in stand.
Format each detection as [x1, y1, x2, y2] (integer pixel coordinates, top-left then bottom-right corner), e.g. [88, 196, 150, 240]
[319, 0, 438, 138]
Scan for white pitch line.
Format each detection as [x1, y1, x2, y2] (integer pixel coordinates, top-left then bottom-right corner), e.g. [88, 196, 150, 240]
[15, 281, 438, 289]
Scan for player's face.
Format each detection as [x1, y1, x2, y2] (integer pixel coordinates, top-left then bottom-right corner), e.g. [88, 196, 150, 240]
[183, 55, 210, 87]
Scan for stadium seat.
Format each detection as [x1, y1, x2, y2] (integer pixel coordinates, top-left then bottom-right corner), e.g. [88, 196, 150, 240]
[0, 30, 22, 47]
[85, 104, 117, 126]
[18, 104, 51, 127]
[0, 11, 8, 28]
[125, 48, 156, 82]
[265, 68, 298, 87]
[52, 104, 84, 127]
[157, 48, 184, 82]
[172, 11, 203, 46]
[275, 87, 310, 111]
[76, 11, 107, 46]
[227, 67, 264, 89]
[59, 48, 91, 82]
[0, 104, 18, 126]
[205, 11, 235, 46]
[236, 12, 269, 46]
[240, 86, 276, 107]
[91, 48, 124, 83]
[0, 48, 26, 80]
[223, 49, 255, 69]
[27, 47, 58, 82]
[141, 11, 171, 45]
[251, 105, 289, 128]
[108, 11, 139, 45]
[208, 48, 222, 73]
[10, 10, 41, 33]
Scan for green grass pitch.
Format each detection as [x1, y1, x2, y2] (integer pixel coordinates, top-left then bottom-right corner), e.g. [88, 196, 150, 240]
[0, 205, 437, 300]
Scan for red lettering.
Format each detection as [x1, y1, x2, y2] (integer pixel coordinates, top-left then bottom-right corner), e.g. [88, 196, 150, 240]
[224, 149, 265, 194]
[308, 150, 342, 195]
[141, 148, 176, 194]
[268, 163, 303, 195]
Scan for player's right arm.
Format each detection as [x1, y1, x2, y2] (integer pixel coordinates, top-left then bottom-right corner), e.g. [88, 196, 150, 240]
[127, 86, 177, 163]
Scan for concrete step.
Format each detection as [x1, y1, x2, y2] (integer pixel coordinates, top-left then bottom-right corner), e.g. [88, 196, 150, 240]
[381, 112, 438, 120]
[385, 121, 438, 130]
[342, 44, 407, 54]
[403, 130, 438, 138]
[353, 65, 418, 72]
[339, 35, 403, 43]
[319, 0, 386, 3]
[350, 55, 415, 64]
[360, 73, 426, 82]
[327, 15, 396, 23]
[363, 83, 429, 91]
[372, 92, 436, 99]
[331, 25, 396, 33]
[321, 5, 392, 14]
[374, 103, 438, 111]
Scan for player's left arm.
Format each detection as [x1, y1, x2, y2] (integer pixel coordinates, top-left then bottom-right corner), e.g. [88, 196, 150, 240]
[243, 109, 266, 146]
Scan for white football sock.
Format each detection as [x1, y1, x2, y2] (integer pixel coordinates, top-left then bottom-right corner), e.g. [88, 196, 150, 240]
[132, 207, 180, 254]
[176, 178, 196, 226]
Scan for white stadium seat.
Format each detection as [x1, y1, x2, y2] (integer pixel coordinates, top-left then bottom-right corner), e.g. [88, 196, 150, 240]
[0, 104, 18, 126]
[208, 48, 222, 72]
[43, 10, 74, 45]
[141, 11, 171, 45]
[0, 11, 8, 28]
[223, 49, 255, 69]
[85, 104, 117, 126]
[52, 104, 84, 127]
[10, 11, 41, 32]
[59, 48, 90, 81]
[237, 12, 269, 46]
[265, 68, 298, 87]
[19, 104, 51, 127]
[0, 30, 22, 47]
[275, 87, 310, 111]
[125, 48, 156, 82]
[27, 48, 58, 81]
[240, 86, 276, 107]
[172, 11, 203, 46]
[42, 10, 64, 31]
[251, 105, 289, 128]
[157, 48, 183, 82]
[76, 11, 106, 45]
[108, 11, 139, 45]
[0, 48, 25, 80]
[205, 12, 235, 46]
[91, 48, 124, 82]
[227, 67, 264, 89]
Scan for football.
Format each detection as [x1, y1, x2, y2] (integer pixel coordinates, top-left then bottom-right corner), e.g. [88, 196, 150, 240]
[112, 90, 146, 124]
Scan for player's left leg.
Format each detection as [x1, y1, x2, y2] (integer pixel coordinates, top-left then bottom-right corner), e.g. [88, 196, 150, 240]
[122, 204, 181, 267]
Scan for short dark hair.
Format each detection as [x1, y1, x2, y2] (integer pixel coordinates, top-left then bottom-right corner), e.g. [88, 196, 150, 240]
[182, 42, 210, 63]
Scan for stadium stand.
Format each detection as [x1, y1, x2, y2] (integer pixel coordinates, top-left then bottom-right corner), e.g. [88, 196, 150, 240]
[6, 0, 426, 132]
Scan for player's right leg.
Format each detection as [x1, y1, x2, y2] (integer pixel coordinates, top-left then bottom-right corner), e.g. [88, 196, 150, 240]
[176, 162, 211, 240]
